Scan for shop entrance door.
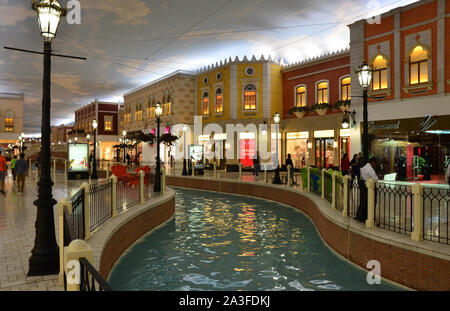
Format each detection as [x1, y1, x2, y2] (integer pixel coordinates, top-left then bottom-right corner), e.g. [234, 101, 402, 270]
[340, 137, 350, 161]
[315, 138, 335, 169]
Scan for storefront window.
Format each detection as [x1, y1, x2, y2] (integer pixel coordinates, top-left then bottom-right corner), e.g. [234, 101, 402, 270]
[315, 138, 335, 169]
[286, 132, 309, 168]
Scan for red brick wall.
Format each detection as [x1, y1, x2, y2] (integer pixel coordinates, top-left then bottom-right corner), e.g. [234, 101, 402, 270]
[282, 55, 350, 119]
[166, 176, 450, 291]
[400, 0, 437, 28]
[99, 197, 175, 279]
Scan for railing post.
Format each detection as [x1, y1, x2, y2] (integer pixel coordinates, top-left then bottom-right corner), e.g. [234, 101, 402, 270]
[343, 175, 350, 217]
[411, 183, 424, 242]
[213, 162, 217, 178]
[139, 170, 145, 204]
[287, 165, 291, 187]
[81, 182, 91, 240]
[162, 166, 166, 194]
[53, 159, 57, 181]
[366, 179, 375, 228]
[106, 162, 110, 179]
[307, 166, 311, 192]
[64, 240, 94, 291]
[172, 162, 176, 176]
[58, 198, 71, 286]
[331, 173, 337, 210]
[110, 175, 118, 218]
[192, 163, 195, 176]
[239, 163, 242, 181]
[321, 169, 326, 199]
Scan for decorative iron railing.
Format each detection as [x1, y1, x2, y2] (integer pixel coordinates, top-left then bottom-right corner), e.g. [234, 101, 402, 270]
[79, 257, 114, 291]
[374, 181, 413, 236]
[335, 175, 344, 213]
[324, 171, 332, 204]
[69, 188, 85, 240]
[89, 180, 113, 232]
[348, 178, 361, 220]
[117, 180, 140, 214]
[310, 168, 321, 195]
[423, 186, 449, 244]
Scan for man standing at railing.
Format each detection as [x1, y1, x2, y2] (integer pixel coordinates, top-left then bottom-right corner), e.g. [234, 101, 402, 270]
[357, 157, 379, 222]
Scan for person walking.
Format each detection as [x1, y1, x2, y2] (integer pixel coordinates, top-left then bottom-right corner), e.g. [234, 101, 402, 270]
[15, 153, 28, 195]
[286, 154, 295, 183]
[253, 152, 260, 177]
[341, 153, 350, 176]
[11, 155, 17, 181]
[0, 150, 7, 194]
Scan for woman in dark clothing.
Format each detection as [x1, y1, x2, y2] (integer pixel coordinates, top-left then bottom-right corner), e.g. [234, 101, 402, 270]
[286, 154, 294, 181]
[341, 153, 350, 176]
[350, 154, 361, 180]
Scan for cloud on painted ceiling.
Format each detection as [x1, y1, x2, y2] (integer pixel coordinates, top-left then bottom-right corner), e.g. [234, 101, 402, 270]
[83, 0, 152, 26]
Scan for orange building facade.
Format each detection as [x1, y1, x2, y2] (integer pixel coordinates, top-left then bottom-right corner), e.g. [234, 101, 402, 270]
[348, 0, 450, 180]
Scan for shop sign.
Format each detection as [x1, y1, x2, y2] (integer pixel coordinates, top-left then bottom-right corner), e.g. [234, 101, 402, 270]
[240, 132, 256, 140]
[314, 130, 334, 138]
[198, 135, 210, 141]
[340, 129, 351, 137]
[287, 132, 309, 140]
[213, 133, 227, 141]
[368, 121, 400, 130]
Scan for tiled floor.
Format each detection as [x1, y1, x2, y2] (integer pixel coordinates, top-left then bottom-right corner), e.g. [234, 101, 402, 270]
[0, 170, 85, 291]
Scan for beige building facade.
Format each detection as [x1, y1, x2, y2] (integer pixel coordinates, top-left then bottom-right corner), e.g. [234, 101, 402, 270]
[0, 93, 24, 153]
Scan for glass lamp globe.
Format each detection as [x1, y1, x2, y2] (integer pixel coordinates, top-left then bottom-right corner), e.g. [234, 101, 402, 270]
[92, 119, 98, 129]
[155, 103, 163, 117]
[356, 61, 373, 89]
[32, 0, 67, 41]
[342, 114, 350, 129]
[273, 113, 281, 124]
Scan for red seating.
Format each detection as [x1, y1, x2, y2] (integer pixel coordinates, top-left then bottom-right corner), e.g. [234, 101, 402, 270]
[128, 166, 151, 186]
[111, 165, 129, 183]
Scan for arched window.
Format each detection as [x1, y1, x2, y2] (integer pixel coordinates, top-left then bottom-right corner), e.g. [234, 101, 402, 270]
[215, 88, 223, 114]
[202, 92, 209, 116]
[372, 55, 388, 91]
[409, 45, 428, 85]
[4, 111, 14, 132]
[296, 86, 306, 107]
[316, 82, 328, 104]
[243, 84, 257, 111]
[340, 77, 351, 101]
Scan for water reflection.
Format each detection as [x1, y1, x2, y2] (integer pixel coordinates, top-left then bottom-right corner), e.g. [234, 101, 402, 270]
[108, 188, 401, 291]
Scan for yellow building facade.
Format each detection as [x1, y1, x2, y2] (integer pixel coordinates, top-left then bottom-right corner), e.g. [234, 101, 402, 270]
[195, 56, 283, 169]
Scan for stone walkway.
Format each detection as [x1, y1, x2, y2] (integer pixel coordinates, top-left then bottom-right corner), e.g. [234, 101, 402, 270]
[0, 170, 85, 291]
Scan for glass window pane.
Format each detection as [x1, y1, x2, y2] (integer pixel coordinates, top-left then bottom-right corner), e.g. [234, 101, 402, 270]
[419, 61, 428, 83]
[410, 63, 419, 85]
[380, 69, 388, 89]
[410, 46, 427, 63]
[372, 72, 380, 90]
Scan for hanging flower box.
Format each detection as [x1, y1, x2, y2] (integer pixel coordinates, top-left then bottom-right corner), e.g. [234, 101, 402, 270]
[311, 103, 331, 116]
[288, 106, 309, 118]
[334, 99, 351, 112]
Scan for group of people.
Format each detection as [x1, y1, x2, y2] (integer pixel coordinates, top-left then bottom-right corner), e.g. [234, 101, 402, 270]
[0, 150, 29, 195]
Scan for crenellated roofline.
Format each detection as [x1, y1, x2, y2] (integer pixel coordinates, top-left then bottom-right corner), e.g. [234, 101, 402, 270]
[196, 54, 285, 75]
[281, 48, 350, 73]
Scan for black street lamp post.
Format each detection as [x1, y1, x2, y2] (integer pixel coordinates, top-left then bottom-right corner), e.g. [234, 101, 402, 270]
[91, 120, 98, 179]
[28, 0, 67, 276]
[182, 125, 188, 176]
[355, 61, 373, 165]
[273, 112, 282, 184]
[122, 130, 127, 164]
[154, 102, 163, 193]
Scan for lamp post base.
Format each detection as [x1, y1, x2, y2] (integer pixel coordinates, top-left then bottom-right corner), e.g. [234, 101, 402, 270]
[28, 251, 59, 277]
[182, 159, 188, 176]
[273, 168, 282, 184]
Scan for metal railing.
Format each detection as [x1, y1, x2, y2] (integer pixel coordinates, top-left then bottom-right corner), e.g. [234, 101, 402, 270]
[423, 186, 449, 244]
[68, 188, 85, 240]
[374, 181, 413, 236]
[324, 171, 332, 204]
[348, 178, 361, 220]
[89, 180, 113, 232]
[335, 175, 344, 213]
[79, 257, 114, 291]
[117, 180, 140, 213]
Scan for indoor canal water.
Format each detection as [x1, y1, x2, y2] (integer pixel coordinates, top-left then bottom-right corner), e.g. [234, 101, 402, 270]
[108, 188, 403, 291]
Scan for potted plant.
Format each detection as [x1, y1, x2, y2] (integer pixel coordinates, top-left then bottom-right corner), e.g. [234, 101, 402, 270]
[311, 103, 331, 116]
[334, 99, 351, 112]
[288, 106, 309, 118]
